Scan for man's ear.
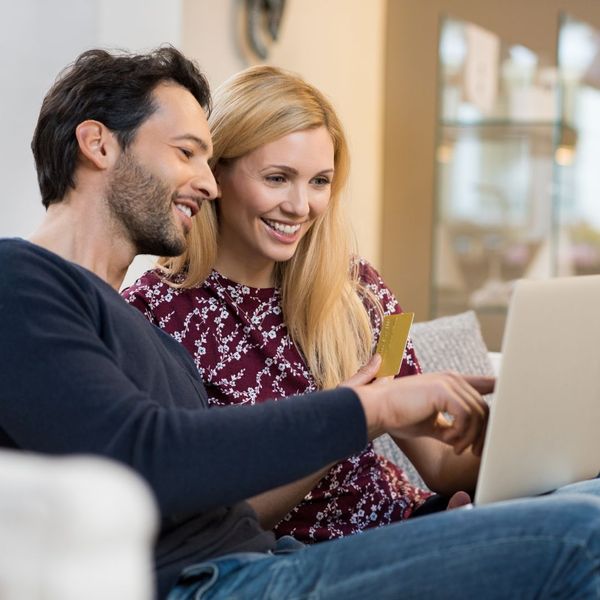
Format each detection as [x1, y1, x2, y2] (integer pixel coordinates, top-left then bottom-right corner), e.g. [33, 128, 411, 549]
[75, 120, 120, 170]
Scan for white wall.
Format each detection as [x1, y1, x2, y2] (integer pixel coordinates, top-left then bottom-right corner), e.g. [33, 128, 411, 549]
[0, 0, 183, 284]
[0, 0, 385, 279]
[0, 0, 182, 238]
[0, 0, 95, 238]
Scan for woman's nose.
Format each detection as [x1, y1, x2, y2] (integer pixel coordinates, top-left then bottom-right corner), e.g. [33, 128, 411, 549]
[283, 185, 310, 216]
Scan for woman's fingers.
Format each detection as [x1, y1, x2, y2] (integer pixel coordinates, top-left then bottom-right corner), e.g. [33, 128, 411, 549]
[431, 373, 488, 454]
[464, 374, 495, 396]
[454, 375, 488, 454]
[341, 354, 382, 387]
[452, 374, 489, 456]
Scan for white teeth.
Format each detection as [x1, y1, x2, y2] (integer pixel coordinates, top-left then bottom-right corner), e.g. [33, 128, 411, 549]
[176, 204, 192, 218]
[264, 219, 301, 235]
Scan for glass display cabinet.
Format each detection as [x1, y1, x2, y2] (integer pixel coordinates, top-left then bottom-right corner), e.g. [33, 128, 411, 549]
[431, 14, 600, 349]
[555, 15, 600, 279]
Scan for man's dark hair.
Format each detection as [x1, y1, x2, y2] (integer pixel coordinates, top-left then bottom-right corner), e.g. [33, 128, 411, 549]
[32, 46, 211, 208]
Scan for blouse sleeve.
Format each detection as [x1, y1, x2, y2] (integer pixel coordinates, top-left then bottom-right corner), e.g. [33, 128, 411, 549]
[121, 271, 166, 326]
[356, 258, 422, 377]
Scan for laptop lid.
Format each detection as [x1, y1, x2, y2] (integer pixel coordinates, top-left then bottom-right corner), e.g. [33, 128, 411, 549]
[474, 275, 600, 505]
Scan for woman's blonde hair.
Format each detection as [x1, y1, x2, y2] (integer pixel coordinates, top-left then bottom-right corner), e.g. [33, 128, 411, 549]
[160, 65, 381, 388]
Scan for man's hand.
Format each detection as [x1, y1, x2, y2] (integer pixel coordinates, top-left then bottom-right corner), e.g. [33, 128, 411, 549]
[357, 372, 494, 456]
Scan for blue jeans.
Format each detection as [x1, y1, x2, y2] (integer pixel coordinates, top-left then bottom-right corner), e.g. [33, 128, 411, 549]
[168, 479, 600, 599]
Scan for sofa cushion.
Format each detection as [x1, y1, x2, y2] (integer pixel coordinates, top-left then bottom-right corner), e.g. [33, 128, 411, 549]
[410, 310, 494, 376]
[373, 310, 493, 491]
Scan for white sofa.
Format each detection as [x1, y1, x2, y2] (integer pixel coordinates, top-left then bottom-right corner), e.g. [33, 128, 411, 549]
[0, 451, 158, 600]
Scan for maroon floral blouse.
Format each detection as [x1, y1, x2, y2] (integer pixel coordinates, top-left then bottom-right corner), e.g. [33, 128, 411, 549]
[122, 259, 431, 543]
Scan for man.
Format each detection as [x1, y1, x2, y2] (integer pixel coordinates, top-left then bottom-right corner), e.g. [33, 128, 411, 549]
[1, 47, 600, 599]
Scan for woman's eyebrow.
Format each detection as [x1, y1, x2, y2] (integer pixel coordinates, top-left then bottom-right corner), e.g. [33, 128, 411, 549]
[264, 165, 334, 175]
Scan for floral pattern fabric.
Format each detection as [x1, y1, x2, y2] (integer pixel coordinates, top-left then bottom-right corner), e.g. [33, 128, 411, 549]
[122, 259, 431, 542]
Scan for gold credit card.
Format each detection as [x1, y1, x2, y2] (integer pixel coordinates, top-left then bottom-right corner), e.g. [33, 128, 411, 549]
[375, 312, 414, 378]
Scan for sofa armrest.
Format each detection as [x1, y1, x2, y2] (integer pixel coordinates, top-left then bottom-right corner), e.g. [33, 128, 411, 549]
[0, 450, 158, 600]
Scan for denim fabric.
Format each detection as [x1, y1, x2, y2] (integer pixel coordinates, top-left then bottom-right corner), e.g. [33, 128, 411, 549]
[169, 480, 600, 599]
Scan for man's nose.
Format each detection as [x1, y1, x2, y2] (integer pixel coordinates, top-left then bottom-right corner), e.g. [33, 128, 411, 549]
[191, 166, 218, 201]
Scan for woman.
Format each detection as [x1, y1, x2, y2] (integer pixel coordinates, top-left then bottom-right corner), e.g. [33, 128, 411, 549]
[123, 66, 473, 542]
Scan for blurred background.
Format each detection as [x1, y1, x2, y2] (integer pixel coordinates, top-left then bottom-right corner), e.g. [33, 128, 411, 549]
[3, 0, 600, 349]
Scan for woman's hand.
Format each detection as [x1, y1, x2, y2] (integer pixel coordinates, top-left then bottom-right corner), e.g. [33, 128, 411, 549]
[340, 354, 383, 387]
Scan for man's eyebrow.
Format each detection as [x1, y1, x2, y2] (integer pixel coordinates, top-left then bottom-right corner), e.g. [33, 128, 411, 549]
[173, 134, 210, 152]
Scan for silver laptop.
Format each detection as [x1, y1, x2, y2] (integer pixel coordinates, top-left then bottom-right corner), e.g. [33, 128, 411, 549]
[474, 275, 600, 505]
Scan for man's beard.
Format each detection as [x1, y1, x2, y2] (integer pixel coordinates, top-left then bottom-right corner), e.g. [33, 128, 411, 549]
[106, 151, 187, 257]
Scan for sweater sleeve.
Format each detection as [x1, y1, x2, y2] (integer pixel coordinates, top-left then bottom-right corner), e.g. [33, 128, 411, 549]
[0, 242, 367, 515]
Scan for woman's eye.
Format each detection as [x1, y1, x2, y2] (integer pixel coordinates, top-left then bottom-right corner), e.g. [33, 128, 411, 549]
[266, 174, 285, 184]
[179, 148, 193, 159]
[312, 176, 331, 187]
